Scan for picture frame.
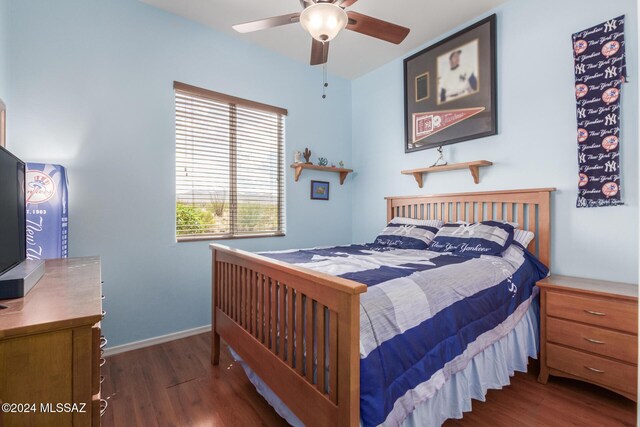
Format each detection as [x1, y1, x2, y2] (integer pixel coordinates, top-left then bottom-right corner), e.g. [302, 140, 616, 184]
[310, 180, 329, 201]
[403, 14, 497, 153]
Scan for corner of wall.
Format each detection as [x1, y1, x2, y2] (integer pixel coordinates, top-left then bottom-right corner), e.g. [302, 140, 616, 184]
[0, 0, 8, 105]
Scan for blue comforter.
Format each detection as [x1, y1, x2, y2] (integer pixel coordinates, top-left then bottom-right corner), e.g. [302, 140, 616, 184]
[262, 243, 548, 426]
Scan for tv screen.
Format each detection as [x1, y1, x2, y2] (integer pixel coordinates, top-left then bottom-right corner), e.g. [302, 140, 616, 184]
[0, 146, 26, 276]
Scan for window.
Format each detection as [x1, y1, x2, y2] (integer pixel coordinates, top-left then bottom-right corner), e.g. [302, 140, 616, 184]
[174, 82, 286, 241]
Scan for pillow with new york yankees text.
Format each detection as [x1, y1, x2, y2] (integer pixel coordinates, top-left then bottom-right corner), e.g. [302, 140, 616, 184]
[428, 221, 515, 257]
[373, 218, 444, 250]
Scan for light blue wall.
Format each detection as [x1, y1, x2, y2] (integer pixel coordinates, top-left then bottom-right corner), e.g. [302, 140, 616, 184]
[0, 0, 7, 103]
[5, 0, 352, 346]
[352, 0, 638, 284]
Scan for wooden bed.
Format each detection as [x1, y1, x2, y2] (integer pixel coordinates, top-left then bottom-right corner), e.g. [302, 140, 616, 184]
[210, 187, 554, 427]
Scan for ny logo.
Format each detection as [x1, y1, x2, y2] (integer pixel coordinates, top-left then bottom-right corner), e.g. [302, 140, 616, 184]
[577, 197, 588, 207]
[577, 108, 586, 119]
[575, 63, 586, 74]
[604, 161, 617, 172]
[579, 152, 586, 163]
[604, 66, 618, 79]
[605, 114, 617, 126]
[452, 223, 480, 237]
[604, 20, 617, 32]
[393, 225, 416, 236]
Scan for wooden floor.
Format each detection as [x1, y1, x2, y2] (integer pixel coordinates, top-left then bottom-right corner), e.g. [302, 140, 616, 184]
[101, 332, 636, 427]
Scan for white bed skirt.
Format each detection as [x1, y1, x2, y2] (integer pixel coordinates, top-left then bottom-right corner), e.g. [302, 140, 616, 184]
[229, 301, 539, 427]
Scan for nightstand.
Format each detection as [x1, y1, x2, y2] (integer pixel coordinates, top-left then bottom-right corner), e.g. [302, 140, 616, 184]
[537, 275, 638, 401]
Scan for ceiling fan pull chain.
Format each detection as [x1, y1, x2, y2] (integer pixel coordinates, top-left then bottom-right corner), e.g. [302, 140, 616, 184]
[322, 60, 328, 99]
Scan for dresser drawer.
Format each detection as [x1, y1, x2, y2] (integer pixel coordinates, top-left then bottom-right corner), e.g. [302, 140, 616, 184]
[547, 317, 637, 364]
[546, 291, 637, 334]
[547, 343, 637, 396]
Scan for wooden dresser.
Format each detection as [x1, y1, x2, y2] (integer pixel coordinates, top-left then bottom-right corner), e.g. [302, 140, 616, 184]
[0, 257, 104, 426]
[537, 275, 638, 401]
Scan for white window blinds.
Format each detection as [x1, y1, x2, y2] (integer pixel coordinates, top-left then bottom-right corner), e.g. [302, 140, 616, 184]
[174, 82, 286, 241]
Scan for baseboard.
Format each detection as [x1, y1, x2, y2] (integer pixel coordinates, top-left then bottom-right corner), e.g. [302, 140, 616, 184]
[103, 324, 212, 357]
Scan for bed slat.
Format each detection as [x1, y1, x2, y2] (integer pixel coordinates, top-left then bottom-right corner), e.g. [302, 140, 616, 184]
[317, 305, 326, 394]
[518, 203, 524, 229]
[287, 287, 295, 363]
[305, 298, 314, 383]
[295, 292, 304, 374]
[270, 279, 276, 353]
[528, 205, 537, 255]
[329, 309, 338, 404]
[278, 283, 286, 360]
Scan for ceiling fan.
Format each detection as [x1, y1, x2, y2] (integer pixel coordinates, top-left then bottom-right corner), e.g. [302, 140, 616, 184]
[232, 0, 410, 66]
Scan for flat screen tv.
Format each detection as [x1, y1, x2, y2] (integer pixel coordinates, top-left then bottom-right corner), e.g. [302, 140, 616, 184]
[0, 145, 26, 276]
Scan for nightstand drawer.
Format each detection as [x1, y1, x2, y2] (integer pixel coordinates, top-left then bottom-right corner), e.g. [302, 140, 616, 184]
[547, 343, 637, 396]
[546, 291, 637, 334]
[547, 317, 637, 364]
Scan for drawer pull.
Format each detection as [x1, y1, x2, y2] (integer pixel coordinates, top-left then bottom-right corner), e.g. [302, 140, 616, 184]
[585, 366, 605, 373]
[100, 399, 108, 416]
[100, 336, 108, 348]
[584, 309, 606, 316]
[584, 337, 605, 344]
[101, 310, 106, 319]
[100, 357, 106, 367]
[100, 375, 105, 384]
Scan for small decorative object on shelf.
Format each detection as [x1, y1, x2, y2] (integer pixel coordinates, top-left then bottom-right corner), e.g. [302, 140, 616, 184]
[318, 157, 328, 166]
[303, 148, 312, 164]
[431, 146, 448, 167]
[294, 151, 302, 163]
[338, 161, 344, 168]
[331, 163, 336, 168]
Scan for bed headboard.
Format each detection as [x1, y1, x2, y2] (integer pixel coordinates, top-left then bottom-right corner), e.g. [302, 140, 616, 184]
[385, 188, 556, 269]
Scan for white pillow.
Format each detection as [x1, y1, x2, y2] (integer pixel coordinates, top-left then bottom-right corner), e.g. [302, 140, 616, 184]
[513, 229, 534, 248]
[501, 229, 535, 262]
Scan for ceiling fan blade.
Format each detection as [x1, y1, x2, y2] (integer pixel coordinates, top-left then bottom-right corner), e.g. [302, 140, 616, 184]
[310, 39, 329, 65]
[336, 0, 359, 7]
[232, 12, 300, 33]
[346, 11, 410, 44]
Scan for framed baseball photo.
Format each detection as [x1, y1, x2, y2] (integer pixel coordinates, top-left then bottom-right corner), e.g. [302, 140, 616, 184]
[403, 14, 497, 153]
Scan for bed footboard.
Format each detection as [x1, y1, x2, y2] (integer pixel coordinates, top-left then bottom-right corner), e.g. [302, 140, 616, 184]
[211, 244, 367, 427]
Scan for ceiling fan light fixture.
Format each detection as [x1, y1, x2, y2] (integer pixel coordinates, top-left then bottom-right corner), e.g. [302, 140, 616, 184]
[299, 3, 348, 42]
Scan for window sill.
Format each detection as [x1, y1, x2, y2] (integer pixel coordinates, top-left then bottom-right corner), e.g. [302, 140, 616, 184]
[177, 232, 285, 243]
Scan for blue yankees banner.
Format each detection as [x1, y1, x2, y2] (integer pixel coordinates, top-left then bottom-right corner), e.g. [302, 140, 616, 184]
[572, 15, 626, 208]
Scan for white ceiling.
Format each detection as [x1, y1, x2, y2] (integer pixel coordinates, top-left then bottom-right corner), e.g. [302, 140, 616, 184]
[141, 0, 508, 80]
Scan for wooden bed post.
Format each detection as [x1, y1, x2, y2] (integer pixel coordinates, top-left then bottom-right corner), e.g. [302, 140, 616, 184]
[537, 190, 551, 269]
[211, 249, 220, 366]
[386, 198, 393, 223]
[337, 293, 361, 426]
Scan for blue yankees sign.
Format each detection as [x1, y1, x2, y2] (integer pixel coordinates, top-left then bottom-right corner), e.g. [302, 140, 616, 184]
[572, 15, 626, 208]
